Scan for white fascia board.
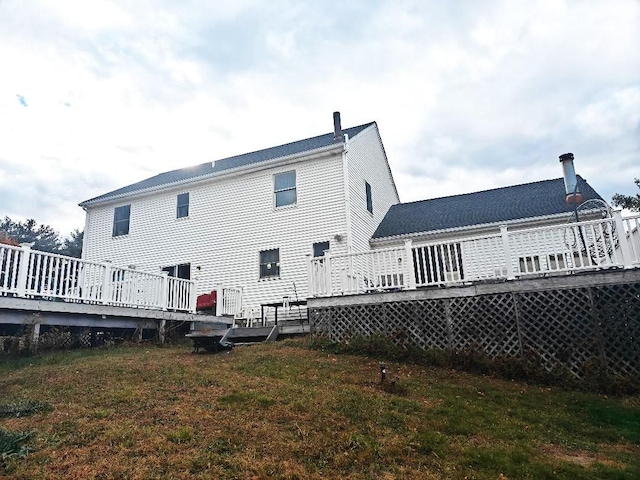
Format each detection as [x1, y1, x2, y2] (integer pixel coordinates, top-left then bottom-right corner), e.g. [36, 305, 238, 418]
[370, 123, 400, 203]
[369, 212, 576, 247]
[79, 142, 345, 208]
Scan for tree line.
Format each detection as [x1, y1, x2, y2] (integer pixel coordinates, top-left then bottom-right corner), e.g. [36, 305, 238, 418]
[0, 216, 83, 258]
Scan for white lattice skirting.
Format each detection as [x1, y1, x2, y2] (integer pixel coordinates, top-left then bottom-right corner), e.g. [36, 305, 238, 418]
[309, 271, 640, 380]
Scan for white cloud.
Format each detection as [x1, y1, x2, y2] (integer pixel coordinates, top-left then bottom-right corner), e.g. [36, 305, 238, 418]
[0, 0, 638, 234]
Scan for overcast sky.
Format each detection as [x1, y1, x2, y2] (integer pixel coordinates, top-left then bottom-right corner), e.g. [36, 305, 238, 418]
[1, 0, 638, 236]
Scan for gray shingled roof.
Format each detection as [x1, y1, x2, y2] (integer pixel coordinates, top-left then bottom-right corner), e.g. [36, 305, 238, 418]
[372, 176, 602, 239]
[80, 122, 375, 206]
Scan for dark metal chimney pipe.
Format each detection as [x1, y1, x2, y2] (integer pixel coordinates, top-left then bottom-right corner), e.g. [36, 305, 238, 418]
[333, 111, 342, 141]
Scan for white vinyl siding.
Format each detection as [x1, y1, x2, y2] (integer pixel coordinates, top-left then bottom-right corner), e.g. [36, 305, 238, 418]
[82, 152, 348, 311]
[346, 124, 400, 252]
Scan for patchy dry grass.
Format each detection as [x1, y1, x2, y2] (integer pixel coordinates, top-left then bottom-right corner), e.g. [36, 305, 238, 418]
[0, 339, 638, 479]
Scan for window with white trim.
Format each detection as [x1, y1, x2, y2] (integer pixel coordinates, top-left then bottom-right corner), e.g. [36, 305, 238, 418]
[176, 192, 189, 218]
[112, 205, 131, 237]
[274, 171, 296, 207]
[259, 249, 280, 278]
[365, 181, 373, 214]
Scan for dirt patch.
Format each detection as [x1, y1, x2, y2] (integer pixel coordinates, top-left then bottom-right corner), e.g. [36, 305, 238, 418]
[540, 444, 624, 468]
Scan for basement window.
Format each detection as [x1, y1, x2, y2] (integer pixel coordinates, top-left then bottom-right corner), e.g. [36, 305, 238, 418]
[519, 255, 541, 274]
[547, 253, 567, 271]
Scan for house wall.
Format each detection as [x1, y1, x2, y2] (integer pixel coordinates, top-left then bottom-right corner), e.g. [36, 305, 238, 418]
[346, 124, 399, 253]
[82, 152, 349, 311]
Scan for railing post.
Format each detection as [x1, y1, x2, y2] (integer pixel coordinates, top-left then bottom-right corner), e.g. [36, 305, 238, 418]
[404, 240, 416, 290]
[101, 261, 112, 305]
[612, 210, 634, 268]
[305, 254, 314, 297]
[215, 285, 223, 316]
[236, 287, 243, 316]
[189, 280, 197, 313]
[500, 226, 515, 280]
[16, 243, 33, 297]
[324, 251, 332, 296]
[161, 271, 169, 311]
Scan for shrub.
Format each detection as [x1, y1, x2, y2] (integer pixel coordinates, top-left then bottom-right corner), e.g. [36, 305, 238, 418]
[306, 333, 640, 395]
[0, 428, 32, 459]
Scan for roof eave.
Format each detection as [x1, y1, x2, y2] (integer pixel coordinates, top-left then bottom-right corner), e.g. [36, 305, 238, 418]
[79, 142, 345, 208]
[370, 211, 579, 246]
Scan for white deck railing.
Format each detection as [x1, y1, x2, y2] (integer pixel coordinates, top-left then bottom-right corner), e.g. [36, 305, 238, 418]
[0, 244, 197, 313]
[216, 286, 243, 316]
[309, 211, 640, 297]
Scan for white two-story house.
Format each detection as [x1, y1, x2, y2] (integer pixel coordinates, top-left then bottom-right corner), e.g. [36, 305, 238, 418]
[79, 113, 399, 313]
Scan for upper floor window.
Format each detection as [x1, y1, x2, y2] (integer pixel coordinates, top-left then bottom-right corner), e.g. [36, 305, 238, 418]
[365, 181, 373, 214]
[177, 192, 189, 218]
[274, 170, 296, 207]
[313, 241, 330, 258]
[112, 205, 131, 237]
[259, 249, 280, 278]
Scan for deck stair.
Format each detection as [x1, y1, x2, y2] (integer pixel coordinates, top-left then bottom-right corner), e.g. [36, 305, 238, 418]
[186, 320, 310, 351]
[185, 329, 228, 353]
[221, 325, 277, 344]
[190, 317, 233, 332]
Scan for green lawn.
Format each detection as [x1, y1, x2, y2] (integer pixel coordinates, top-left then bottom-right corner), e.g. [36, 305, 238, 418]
[1, 340, 638, 479]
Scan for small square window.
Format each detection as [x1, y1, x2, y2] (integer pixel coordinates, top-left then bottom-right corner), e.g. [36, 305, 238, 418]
[259, 249, 280, 278]
[112, 205, 131, 237]
[365, 181, 373, 214]
[177, 192, 189, 218]
[313, 241, 330, 258]
[274, 171, 296, 207]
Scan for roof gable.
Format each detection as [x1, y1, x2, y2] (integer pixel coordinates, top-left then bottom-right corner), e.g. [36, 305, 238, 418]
[81, 122, 375, 206]
[372, 176, 603, 240]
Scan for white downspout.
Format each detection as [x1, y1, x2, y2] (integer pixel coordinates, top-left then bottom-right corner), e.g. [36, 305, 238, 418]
[81, 206, 90, 260]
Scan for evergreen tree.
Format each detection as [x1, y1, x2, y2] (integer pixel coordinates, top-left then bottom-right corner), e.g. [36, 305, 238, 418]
[0, 217, 83, 257]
